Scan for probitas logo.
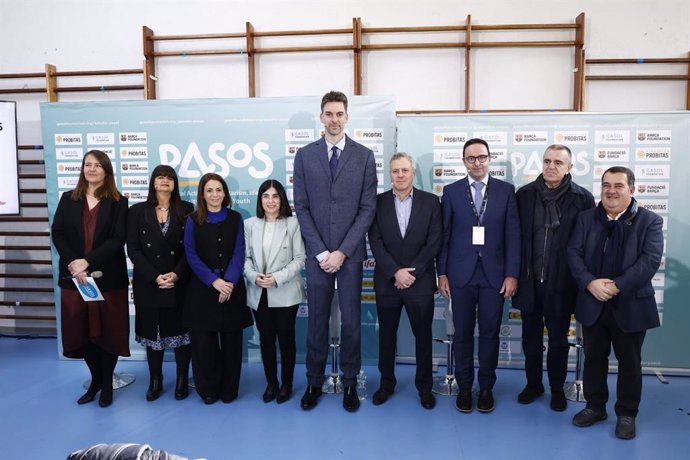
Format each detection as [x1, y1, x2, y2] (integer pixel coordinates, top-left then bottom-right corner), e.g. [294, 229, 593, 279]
[159, 141, 273, 179]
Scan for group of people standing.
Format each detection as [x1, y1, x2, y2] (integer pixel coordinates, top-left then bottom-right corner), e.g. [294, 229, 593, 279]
[52, 90, 662, 441]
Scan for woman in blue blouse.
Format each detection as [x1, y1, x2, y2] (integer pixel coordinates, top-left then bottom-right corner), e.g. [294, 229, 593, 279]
[183, 173, 253, 404]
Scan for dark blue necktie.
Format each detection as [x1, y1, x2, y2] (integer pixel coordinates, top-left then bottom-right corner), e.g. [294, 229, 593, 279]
[330, 146, 339, 178]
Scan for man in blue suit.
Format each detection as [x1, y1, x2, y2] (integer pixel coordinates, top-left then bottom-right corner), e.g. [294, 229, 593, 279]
[567, 166, 663, 440]
[293, 91, 377, 412]
[437, 138, 520, 414]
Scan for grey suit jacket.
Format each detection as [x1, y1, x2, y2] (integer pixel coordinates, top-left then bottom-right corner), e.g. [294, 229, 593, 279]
[243, 215, 306, 309]
[293, 135, 377, 262]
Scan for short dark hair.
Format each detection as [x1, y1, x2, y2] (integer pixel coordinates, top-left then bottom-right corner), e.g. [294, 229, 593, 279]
[321, 91, 348, 112]
[545, 144, 572, 159]
[462, 138, 490, 157]
[603, 166, 635, 187]
[256, 179, 292, 219]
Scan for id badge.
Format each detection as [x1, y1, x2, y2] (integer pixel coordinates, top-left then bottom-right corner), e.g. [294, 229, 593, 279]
[472, 226, 485, 246]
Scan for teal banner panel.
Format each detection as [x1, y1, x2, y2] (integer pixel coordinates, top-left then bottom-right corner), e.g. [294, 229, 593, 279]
[397, 112, 690, 372]
[41, 96, 396, 363]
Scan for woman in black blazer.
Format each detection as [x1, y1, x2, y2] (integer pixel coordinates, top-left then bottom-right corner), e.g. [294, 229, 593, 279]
[127, 165, 194, 401]
[51, 150, 129, 408]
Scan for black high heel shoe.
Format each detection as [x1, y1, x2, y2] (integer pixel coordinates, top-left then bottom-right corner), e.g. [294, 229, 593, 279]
[174, 374, 189, 400]
[262, 382, 279, 403]
[146, 376, 163, 401]
[98, 385, 113, 407]
[77, 381, 102, 405]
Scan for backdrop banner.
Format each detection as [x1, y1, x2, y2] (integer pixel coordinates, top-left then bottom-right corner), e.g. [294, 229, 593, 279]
[397, 112, 690, 372]
[40, 95, 396, 362]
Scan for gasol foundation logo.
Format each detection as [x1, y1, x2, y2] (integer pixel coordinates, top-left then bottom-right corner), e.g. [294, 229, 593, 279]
[120, 147, 148, 159]
[55, 148, 83, 160]
[513, 131, 548, 145]
[56, 163, 82, 174]
[121, 176, 149, 188]
[433, 132, 467, 146]
[87, 133, 115, 145]
[55, 134, 83, 145]
[285, 129, 314, 142]
[554, 131, 589, 145]
[635, 148, 671, 162]
[635, 165, 670, 179]
[594, 148, 629, 162]
[354, 128, 384, 141]
[433, 149, 464, 163]
[119, 132, 147, 144]
[474, 131, 507, 145]
[362, 143, 384, 156]
[636, 130, 672, 144]
[58, 177, 79, 189]
[595, 130, 630, 145]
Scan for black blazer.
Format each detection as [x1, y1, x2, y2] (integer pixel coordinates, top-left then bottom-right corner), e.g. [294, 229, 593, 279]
[512, 179, 595, 315]
[127, 201, 194, 309]
[51, 191, 129, 291]
[368, 188, 442, 296]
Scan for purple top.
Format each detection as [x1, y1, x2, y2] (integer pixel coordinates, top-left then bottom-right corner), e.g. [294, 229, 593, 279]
[184, 208, 245, 286]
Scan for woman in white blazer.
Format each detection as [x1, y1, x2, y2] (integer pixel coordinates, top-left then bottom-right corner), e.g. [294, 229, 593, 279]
[244, 179, 306, 404]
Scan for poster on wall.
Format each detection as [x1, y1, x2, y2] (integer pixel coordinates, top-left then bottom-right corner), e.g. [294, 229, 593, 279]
[397, 112, 690, 372]
[0, 101, 20, 215]
[40, 95, 396, 361]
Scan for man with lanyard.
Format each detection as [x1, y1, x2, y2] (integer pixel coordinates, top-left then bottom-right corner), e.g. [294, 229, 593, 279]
[438, 138, 520, 413]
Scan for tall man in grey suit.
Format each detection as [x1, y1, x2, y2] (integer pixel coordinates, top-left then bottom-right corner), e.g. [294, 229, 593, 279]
[293, 91, 377, 412]
[368, 153, 442, 410]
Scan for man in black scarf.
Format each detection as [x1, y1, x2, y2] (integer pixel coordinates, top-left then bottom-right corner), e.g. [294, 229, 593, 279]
[567, 166, 663, 440]
[513, 144, 594, 411]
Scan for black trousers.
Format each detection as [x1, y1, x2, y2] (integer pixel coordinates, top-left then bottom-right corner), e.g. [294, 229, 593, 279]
[190, 329, 243, 402]
[520, 282, 572, 391]
[582, 303, 646, 417]
[376, 291, 434, 394]
[253, 289, 298, 386]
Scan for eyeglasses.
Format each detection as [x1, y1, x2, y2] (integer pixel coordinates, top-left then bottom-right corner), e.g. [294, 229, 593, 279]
[463, 155, 489, 164]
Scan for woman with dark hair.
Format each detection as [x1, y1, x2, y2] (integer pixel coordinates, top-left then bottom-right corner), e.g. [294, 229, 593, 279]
[244, 179, 305, 403]
[183, 173, 253, 404]
[127, 165, 194, 401]
[51, 149, 129, 407]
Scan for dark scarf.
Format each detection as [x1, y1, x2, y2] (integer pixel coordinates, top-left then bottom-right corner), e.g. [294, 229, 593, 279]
[593, 197, 638, 281]
[537, 173, 572, 228]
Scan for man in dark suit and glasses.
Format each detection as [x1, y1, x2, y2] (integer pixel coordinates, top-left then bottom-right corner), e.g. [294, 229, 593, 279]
[368, 152, 442, 410]
[437, 138, 521, 414]
[293, 91, 377, 412]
